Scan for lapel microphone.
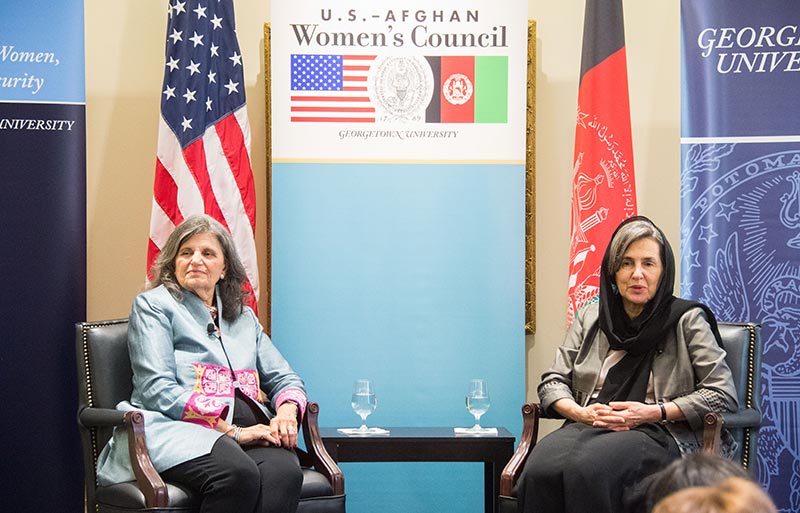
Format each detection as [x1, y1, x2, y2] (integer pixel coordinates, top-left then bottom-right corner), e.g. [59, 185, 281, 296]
[207, 321, 238, 389]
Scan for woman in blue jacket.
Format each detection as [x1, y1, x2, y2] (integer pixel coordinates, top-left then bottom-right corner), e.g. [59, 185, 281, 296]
[97, 215, 307, 513]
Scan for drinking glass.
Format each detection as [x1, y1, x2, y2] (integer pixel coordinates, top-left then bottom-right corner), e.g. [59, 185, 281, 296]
[465, 378, 490, 431]
[351, 379, 377, 432]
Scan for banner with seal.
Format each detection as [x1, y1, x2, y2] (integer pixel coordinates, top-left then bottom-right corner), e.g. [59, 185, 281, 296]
[681, 1, 800, 509]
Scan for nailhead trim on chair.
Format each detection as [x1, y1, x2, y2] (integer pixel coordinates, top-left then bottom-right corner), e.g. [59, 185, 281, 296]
[742, 323, 756, 470]
[80, 318, 129, 506]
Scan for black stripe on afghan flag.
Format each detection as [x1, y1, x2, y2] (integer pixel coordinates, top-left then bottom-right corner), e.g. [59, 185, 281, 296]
[579, 0, 626, 84]
[425, 56, 441, 123]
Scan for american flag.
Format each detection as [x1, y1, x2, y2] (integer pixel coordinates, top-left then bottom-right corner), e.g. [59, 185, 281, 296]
[290, 54, 376, 122]
[148, 0, 259, 312]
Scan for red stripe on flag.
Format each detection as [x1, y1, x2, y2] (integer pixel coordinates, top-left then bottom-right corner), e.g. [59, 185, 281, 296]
[214, 113, 256, 232]
[291, 95, 372, 102]
[146, 238, 161, 281]
[291, 106, 375, 113]
[440, 56, 475, 123]
[182, 139, 227, 222]
[153, 157, 182, 226]
[290, 117, 375, 123]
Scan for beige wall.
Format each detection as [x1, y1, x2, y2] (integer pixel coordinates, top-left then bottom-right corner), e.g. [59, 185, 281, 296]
[85, 2, 680, 428]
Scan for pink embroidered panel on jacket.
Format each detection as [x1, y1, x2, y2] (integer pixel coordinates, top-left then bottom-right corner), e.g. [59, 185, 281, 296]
[183, 363, 232, 427]
[234, 369, 261, 402]
[183, 364, 253, 427]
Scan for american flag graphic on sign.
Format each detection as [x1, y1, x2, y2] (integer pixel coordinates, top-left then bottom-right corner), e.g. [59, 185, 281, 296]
[290, 54, 377, 122]
[148, 0, 259, 312]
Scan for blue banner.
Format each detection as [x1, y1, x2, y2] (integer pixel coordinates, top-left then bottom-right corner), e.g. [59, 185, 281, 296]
[681, 1, 800, 510]
[0, 1, 86, 511]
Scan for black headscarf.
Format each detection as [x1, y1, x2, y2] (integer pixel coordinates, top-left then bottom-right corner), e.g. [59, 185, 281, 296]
[594, 216, 722, 404]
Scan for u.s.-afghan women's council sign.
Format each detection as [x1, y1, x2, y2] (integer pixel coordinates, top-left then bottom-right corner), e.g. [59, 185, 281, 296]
[271, 1, 527, 162]
[269, 2, 527, 513]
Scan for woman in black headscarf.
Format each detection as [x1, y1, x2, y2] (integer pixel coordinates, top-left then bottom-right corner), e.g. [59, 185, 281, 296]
[516, 216, 738, 513]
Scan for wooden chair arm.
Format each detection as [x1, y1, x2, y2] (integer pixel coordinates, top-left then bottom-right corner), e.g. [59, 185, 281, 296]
[703, 412, 722, 455]
[301, 402, 345, 495]
[124, 411, 169, 508]
[78, 407, 169, 507]
[500, 402, 541, 497]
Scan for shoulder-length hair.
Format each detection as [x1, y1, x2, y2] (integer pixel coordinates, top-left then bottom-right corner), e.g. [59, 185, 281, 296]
[149, 215, 247, 321]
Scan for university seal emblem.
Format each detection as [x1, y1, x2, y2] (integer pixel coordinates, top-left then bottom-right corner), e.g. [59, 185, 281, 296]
[370, 56, 433, 123]
[681, 143, 800, 510]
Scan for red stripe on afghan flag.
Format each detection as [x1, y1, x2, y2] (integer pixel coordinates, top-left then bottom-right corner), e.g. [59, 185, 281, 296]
[440, 56, 475, 123]
[566, 0, 637, 326]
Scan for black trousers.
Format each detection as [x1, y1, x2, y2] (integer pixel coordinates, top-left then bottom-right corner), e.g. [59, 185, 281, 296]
[162, 435, 303, 513]
[516, 422, 680, 513]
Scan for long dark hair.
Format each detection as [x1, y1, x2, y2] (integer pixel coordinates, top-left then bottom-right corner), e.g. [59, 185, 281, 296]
[149, 215, 248, 321]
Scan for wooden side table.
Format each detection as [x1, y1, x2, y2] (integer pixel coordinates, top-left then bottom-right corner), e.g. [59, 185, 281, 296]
[320, 427, 515, 513]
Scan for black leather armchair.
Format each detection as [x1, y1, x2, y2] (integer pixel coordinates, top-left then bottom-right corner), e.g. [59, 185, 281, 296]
[76, 318, 345, 513]
[701, 322, 763, 471]
[498, 322, 763, 512]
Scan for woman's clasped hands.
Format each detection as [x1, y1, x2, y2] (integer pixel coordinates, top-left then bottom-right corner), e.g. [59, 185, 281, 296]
[583, 401, 659, 431]
[225, 402, 300, 448]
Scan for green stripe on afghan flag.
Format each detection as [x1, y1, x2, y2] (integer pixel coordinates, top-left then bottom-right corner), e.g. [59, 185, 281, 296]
[475, 56, 508, 123]
[425, 56, 508, 124]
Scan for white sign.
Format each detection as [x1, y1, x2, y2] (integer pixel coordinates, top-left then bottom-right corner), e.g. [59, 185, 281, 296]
[271, 1, 528, 162]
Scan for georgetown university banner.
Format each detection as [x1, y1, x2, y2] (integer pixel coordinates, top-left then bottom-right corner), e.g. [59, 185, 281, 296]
[681, 1, 800, 510]
[0, 1, 86, 511]
[270, 1, 526, 512]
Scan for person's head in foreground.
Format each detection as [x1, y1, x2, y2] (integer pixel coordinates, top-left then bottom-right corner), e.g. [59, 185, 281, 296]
[652, 476, 777, 513]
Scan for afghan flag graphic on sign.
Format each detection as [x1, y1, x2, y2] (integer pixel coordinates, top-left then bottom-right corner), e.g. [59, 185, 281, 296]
[425, 56, 508, 123]
[290, 54, 508, 124]
[565, 0, 638, 325]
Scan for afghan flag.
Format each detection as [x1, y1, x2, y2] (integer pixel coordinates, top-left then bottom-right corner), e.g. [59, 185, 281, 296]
[565, 0, 637, 325]
[425, 56, 508, 123]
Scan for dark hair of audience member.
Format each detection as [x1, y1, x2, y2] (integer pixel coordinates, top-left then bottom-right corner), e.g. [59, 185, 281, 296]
[640, 452, 750, 512]
[652, 477, 777, 513]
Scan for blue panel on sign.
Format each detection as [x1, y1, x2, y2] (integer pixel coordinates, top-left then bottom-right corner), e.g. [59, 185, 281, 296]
[272, 162, 525, 513]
